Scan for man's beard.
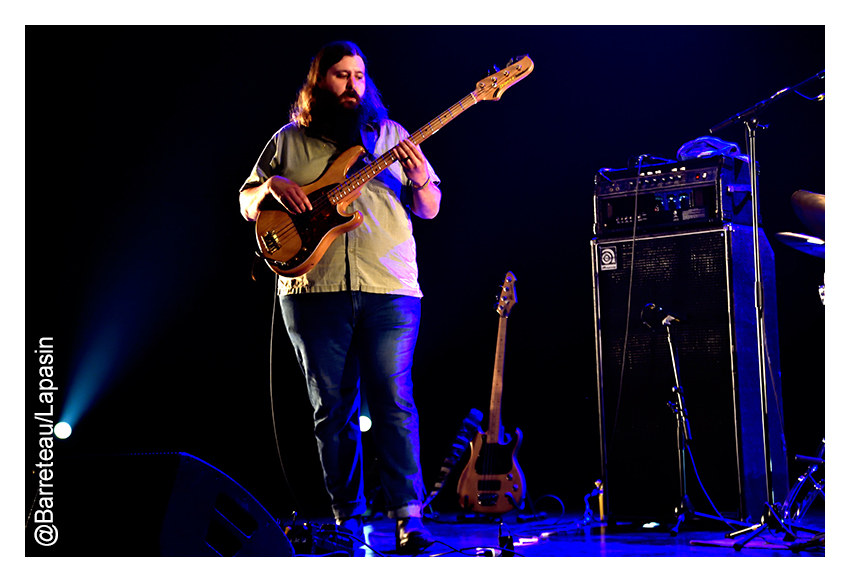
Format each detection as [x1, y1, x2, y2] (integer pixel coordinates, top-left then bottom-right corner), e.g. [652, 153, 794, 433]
[309, 87, 375, 149]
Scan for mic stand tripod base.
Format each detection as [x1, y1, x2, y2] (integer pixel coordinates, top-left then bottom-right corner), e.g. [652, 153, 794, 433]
[670, 495, 696, 536]
[789, 532, 825, 553]
[725, 503, 793, 551]
[726, 441, 825, 551]
[669, 502, 751, 536]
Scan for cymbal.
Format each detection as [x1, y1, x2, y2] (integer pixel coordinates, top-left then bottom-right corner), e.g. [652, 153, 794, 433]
[791, 190, 825, 240]
[775, 232, 825, 259]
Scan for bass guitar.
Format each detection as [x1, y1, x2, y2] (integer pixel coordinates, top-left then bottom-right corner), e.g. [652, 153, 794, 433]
[254, 56, 534, 277]
[457, 272, 526, 514]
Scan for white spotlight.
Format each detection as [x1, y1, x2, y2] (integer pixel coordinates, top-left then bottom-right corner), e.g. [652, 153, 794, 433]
[54, 422, 72, 439]
[359, 415, 372, 432]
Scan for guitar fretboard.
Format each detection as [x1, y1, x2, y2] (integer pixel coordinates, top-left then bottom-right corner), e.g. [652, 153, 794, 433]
[327, 92, 482, 204]
[487, 315, 508, 443]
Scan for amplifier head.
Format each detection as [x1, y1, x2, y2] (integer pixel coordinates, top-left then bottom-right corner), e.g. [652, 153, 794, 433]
[593, 155, 757, 237]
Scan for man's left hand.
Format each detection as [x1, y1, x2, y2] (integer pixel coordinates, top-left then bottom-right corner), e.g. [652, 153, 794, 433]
[393, 139, 430, 188]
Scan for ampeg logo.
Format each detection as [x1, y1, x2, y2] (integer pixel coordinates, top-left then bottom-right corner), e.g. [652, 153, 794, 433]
[599, 246, 618, 271]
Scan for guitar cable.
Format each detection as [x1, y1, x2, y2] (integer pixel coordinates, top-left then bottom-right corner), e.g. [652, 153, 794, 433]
[608, 154, 647, 454]
[267, 273, 304, 516]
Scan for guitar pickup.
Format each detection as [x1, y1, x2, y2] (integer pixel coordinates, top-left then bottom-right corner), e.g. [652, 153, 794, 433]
[261, 231, 281, 253]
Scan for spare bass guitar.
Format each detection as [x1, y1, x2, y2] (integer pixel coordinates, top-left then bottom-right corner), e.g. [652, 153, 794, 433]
[457, 272, 526, 514]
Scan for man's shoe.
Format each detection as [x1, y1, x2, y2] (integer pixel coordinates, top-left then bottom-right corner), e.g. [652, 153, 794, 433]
[396, 517, 435, 554]
[335, 516, 364, 540]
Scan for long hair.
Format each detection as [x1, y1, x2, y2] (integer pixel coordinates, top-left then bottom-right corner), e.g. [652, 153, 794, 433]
[290, 41, 388, 128]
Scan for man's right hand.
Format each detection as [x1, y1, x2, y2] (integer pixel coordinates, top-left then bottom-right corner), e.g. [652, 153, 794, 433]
[266, 175, 313, 214]
[239, 176, 312, 221]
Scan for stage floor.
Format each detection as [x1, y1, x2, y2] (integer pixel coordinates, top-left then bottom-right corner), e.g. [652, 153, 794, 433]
[306, 508, 825, 558]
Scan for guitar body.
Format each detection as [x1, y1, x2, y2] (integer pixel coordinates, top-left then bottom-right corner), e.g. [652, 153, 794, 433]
[458, 428, 526, 514]
[255, 146, 367, 277]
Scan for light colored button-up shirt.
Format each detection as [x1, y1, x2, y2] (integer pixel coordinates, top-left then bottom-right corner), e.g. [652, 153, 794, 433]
[241, 120, 439, 297]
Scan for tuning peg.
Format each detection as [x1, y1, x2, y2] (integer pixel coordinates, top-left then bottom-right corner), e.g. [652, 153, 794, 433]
[488, 64, 501, 75]
[508, 55, 529, 70]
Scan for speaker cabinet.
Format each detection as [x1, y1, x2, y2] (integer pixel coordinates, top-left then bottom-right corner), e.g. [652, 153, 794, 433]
[591, 224, 788, 522]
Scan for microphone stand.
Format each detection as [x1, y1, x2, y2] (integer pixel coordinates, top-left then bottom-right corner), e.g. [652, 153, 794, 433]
[709, 69, 825, 550]
[663, 322, 750, 535]
[666, 323, 694, 535]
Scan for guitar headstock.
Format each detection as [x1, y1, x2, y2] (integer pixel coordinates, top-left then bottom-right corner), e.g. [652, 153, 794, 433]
[496, 272, 517, 318]
[474, 55, 534, 102]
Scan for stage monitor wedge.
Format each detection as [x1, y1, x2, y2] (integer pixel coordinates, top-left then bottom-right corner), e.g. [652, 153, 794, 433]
[29, 452, 294, 557]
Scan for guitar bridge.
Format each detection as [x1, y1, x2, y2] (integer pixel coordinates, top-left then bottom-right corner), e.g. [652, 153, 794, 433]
[261, 230, 281, 253]
[477, 493, 499, 507]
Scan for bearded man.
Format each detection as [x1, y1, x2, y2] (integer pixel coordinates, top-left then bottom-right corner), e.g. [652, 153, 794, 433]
[239, 40, 440, 553]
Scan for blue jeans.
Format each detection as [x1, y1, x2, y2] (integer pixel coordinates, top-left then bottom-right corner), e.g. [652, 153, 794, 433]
[279, 291, 426, 520]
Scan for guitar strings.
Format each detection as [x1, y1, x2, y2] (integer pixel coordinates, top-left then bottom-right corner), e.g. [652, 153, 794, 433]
[481, 304, 508, 497]
[261, 94, 479, 263]
[264, 98, 465, 243]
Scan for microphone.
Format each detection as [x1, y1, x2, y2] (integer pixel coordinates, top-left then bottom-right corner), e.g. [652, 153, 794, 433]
[422, 408, 484, 509]
[641, 303, 685, 331]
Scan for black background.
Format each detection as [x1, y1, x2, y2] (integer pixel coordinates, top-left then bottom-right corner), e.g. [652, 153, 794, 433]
[26, 25, 825, 550]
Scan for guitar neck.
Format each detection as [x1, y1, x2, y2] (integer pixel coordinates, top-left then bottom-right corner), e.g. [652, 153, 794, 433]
[487, 316, 508, 443]
[331, 92, 482, 200]
[407, 91, 481, 148]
